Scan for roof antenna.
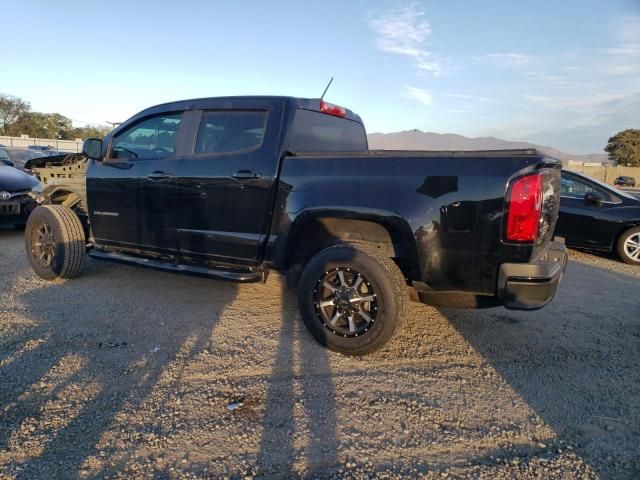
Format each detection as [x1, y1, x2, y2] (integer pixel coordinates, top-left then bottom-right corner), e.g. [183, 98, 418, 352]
[320, 77, 334, 100]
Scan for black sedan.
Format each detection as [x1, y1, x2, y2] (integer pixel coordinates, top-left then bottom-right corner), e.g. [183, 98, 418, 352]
[0, 165, 41, 228]
[555, 170, 640, 265]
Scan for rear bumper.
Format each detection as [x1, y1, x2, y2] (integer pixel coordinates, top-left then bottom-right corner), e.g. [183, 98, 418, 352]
[497, 238, 568, 310]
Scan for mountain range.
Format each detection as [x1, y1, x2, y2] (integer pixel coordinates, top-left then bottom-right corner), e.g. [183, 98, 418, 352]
[367, 130, 608, 164]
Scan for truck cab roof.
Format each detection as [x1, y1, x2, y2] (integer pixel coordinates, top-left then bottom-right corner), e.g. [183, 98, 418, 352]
[120, 96, 363, 134]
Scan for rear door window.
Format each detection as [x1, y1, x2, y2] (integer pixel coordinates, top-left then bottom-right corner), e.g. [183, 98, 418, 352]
[195, 110, 268, 155]
[291, 109, 368, 153]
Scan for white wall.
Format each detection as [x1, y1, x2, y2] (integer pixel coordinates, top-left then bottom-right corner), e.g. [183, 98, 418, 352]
[0, 136, 83, 152]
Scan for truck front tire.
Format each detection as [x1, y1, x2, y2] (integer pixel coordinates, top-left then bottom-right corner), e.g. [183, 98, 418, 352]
[298, 243, 407, 355]
[25, 205, 86, 280]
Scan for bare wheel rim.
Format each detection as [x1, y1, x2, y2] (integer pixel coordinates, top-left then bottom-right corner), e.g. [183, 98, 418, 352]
[623, 233, 640, 261]
[313, 267, 379, 338]
[31, 221, 56, 268]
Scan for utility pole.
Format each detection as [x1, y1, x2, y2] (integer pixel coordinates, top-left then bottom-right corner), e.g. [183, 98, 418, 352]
[105, 121, 122, 130]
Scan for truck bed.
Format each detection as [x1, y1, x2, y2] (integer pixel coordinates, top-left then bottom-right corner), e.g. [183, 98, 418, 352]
[269, 148, 562, 296]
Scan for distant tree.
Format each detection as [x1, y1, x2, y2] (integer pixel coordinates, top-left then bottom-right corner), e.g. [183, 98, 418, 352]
[72, 124, 111, 140]
[50, 113, 74, 139]
[1, 92, 111, 140]
[605, 129, 640, 167]
[7, 112, 74, 139]
[0, 94, 31, 135]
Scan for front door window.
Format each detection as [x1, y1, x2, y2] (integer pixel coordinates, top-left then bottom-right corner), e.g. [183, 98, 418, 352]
[110, 113, 182, 160]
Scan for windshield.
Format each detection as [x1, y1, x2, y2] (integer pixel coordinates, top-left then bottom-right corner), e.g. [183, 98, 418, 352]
[2, 149, 43, 169]
[4, 149, 42, 161]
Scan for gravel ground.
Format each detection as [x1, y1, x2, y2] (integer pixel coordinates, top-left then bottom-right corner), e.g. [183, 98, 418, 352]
[1, 227, 638, 479]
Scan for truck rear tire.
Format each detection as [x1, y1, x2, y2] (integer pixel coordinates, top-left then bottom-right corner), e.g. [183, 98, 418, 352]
[298, 243, 407, 355]
[25, 205, 86, 280]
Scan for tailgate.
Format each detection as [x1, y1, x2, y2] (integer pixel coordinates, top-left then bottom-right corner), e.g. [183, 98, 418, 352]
[532, 163, 562, 261]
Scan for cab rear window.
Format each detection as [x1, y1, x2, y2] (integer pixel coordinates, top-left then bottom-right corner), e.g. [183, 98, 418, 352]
[291, 109, 367, 153]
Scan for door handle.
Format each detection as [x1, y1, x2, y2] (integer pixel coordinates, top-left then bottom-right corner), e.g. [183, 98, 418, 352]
[147, 171, 172, 179]
[231, 170, 260, 180]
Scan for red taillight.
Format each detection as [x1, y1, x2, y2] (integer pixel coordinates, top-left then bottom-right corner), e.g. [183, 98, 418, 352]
[320, 100, 346, 117]
[505, 173, 543, 243]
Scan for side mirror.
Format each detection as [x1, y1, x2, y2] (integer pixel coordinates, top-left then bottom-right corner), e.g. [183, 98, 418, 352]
[1, 159, 15, 167]
[82, 138, 103, 161]
[584, 191, 604, 206]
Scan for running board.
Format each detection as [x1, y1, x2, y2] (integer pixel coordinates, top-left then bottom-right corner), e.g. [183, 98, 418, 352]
[88, 250, 264, 283]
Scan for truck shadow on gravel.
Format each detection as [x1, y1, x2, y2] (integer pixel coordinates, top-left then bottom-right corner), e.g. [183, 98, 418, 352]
[1, 254, 341, 478]
[440, 260, 640, 479]
[255, 281, 339, 478]
[2, 259, 239, 478]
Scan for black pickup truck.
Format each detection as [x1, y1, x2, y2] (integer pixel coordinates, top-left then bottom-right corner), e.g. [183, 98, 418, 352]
[24, 96, 567, 355]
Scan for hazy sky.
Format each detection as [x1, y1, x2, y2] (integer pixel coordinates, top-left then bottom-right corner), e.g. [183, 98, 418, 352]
[1, 0, 638, 153]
